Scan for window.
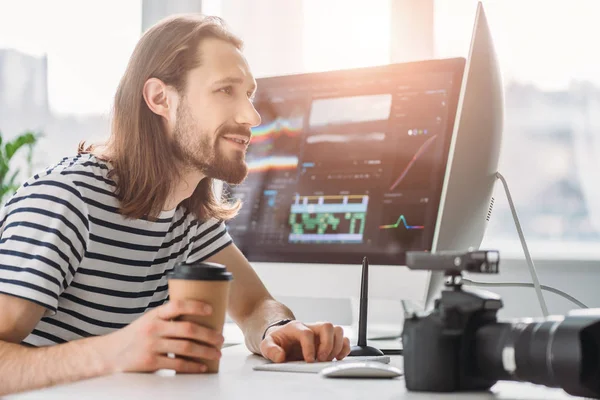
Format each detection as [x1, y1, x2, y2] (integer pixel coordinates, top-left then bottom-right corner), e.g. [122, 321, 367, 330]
[302, 0, 390, 73]
[216, 0, 390, 78]
[435, 0, 600, 257]
[0, 0, 141, 172]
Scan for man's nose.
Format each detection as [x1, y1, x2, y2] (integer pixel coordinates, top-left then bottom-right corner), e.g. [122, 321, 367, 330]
[236, 101, 262, 128]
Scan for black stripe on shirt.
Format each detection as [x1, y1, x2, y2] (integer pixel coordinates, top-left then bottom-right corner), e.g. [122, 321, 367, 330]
[31, 329, 67, 344]
[0, 249, 70, 288]
[151, 223, 225, 265]
[89, 233, 160, 252]
[42, 317, 93, 338]
[84, 197, 174, 224]
[84, 251, 153, 267]
[0, 289, 56, 313]
[198, 219, 222, 235]
[60, 170, 116, 186]
[188, 228, 228, 258]
[167, 210, 191, 234]
[149, 223, 221, 265]
[24, 177, 85, 201]
[0, 278, 58, 302]
[88, 215, 166, 237]
[66, 154, 83, 169]
[73, 180, 116, 198]
[0, 264, 64, 290]
[9, 193, 88, 231]
[1, 235, 76, 277]
[196, 239, 233, 262]
[80, 161, 109, 170]
[40, 156, 72, 176]
[153, 244, 191, 265]
[3, 207, 87, 251]
[70, 281, 168, 298]
[147, 299, 166, 310]
[58, 306, 127, 329]
[160, 220, 197, 249]
[3, 221, 83, 262]
[77, 267, 166, 283]
[83, 197, 122, 215]
[61, 292, 148, 314]
[4, 180, 88, 230]
[185, 221, 221, 250]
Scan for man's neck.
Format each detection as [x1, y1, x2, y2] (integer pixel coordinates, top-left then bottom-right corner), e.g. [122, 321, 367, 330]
[163, 169, 206, 211]
[91, 146, 205, 212]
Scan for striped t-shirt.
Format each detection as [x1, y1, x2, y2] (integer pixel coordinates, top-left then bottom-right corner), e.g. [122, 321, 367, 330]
[0, 154, 233, 346]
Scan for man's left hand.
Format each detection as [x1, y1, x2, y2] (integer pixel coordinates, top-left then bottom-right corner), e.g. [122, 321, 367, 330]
[260, 321, 351, 363]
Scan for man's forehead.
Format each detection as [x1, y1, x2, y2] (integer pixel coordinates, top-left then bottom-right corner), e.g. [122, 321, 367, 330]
[193, 38, 255, 85]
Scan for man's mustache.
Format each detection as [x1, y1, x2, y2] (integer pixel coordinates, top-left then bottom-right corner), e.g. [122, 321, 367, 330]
[217, 124, 252, 139]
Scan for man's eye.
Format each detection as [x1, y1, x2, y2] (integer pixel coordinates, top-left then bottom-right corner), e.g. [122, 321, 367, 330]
[248, 92, 256, 102]
[219, 86, 233, 95]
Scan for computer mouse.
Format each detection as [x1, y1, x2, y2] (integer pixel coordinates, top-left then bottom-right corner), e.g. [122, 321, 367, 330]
[320, 361, 403, 379]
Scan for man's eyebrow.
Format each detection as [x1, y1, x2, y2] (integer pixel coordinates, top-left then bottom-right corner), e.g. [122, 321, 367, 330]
[213, 77, 244, 85]
[213, 77, 257, 92]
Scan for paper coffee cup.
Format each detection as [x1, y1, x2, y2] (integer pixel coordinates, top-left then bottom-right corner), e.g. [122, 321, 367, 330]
[167, 261, 233, 373]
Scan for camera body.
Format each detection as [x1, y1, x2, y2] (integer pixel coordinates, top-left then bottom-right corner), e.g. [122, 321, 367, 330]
[403, 250, 502, 391]
[402, 283, 503, 391]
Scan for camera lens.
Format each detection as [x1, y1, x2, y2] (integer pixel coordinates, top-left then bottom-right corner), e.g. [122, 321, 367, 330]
[474, 311, 600, 398]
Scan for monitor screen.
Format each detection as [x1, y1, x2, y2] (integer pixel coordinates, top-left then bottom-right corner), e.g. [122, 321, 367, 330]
[224, 58, 465, 265]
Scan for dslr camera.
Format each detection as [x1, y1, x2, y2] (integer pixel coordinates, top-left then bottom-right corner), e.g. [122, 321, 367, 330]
[403, 250, 600, 398]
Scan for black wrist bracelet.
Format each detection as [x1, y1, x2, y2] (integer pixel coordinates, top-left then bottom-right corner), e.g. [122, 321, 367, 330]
[261, 318, 293, 340]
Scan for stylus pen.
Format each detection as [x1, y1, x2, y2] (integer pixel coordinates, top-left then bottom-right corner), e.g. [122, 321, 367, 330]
[358, 256, 369, 347]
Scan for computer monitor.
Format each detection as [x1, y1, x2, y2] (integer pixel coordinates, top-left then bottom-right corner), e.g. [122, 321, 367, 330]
[425, 1, 504, 309]
[223, 58, 464, 303]
[223, 1, 502, 310]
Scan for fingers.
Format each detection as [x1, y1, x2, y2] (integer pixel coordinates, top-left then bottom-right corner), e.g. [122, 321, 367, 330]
[160, 320, 224, 348]
[260, 335, 286, 363]
[156, 339, 221, 362]
[157, 299, 212, 321]
[295, 325, 316, 363]
[315, 323, 335, 362]
[155, 355, 207, 374]
[328, 326, 345, 361]
[337, 337, 351, 360]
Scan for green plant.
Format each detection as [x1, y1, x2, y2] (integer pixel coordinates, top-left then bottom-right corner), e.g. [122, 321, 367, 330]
[0, 130, 41, 203]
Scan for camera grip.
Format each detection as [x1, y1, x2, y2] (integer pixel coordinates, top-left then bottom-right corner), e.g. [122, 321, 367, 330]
[403, 315, 460, 391]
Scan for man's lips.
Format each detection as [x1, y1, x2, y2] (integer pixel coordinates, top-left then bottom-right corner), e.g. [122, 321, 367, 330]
[222, 134, 250, 145]
[221, 135, 250, 150]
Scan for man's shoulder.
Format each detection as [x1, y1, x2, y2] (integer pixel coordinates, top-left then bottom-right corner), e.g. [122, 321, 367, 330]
[25, 154, 113, 188]
[11, 154, 112, 201]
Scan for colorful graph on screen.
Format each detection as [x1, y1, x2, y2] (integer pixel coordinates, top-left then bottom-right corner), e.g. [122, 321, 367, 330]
[288, 194, 369, 243]
[379, 214, 424, 230]
[389, 134, 438, 191]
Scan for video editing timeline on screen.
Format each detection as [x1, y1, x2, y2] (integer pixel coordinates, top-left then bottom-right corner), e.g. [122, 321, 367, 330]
[225, 66, 459, 263]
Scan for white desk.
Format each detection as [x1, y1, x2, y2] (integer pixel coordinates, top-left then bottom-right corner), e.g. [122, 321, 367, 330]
[6, 344, 583, 400]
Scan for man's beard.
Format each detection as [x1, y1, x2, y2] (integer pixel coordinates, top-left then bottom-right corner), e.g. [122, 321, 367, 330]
[171, 102, 249, 185]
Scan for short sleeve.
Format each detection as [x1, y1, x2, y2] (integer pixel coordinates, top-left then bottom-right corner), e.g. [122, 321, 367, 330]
[186, 218, 233, 264]
[0, 175, 89, 316]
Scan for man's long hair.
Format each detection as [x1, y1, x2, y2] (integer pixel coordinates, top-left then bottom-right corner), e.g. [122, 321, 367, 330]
[80, 15, 243, 221]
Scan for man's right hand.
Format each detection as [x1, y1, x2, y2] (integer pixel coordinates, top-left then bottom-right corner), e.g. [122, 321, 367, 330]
[101, 299, 224, 374]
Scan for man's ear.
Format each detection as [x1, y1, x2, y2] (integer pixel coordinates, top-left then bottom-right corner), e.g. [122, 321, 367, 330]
[142, 78, 179, 124]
